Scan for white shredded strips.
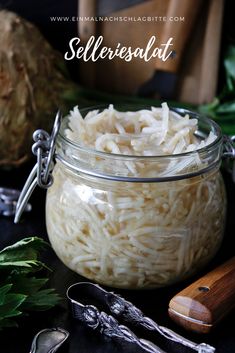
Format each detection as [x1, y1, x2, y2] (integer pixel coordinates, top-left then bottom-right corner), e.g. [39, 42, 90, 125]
[65, 103, 213, 157]
[46, 104, 225, 288]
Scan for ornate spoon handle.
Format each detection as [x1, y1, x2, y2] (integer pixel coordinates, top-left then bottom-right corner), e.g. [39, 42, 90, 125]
[67, 282, 216, 353]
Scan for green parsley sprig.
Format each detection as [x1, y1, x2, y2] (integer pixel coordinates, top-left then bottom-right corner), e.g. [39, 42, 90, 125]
[0, 237, 60, 330]
[199, 45, 235, 135]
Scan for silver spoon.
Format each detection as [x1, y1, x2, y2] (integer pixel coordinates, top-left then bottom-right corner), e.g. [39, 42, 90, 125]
[29, 328, 69, 353]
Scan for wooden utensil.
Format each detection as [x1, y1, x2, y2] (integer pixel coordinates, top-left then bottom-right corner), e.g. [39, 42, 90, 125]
[169, 257, 235, 334]
[138, 0, 203, 98]
[177, 0, 225, 104]
[97, 0, 144, 16]
[78, 0, 96, 43]
[78, 0, 96, 87]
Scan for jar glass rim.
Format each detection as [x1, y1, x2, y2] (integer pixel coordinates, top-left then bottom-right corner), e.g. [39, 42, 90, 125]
[57, 105, 223, 161]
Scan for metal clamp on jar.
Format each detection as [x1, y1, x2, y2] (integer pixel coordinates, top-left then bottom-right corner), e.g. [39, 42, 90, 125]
[14, 106, 235, 289]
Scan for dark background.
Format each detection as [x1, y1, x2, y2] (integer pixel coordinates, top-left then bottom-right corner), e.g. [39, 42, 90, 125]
[0, 0, 234, 91]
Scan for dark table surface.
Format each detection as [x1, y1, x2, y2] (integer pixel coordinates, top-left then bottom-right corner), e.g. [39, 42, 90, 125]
[0, 161, 235, 353]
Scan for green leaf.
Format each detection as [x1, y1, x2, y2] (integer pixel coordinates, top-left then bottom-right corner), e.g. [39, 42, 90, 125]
[0, 237, 60, 330]
[0, 319, 18, 329]
[216, 100, 235, 113]
[0, 292, 26, 319]
[196, 44, 235, 135]
[10, 276, 48, 295]
[224, 45, 235, 82]
[22, 289, 60, 311]
[0, 237, 50, 276]
[0, 260, 41, 268]
[0, 318, 18, 329]
[0, 284, 12, 305]
[0, 237, 48, 262]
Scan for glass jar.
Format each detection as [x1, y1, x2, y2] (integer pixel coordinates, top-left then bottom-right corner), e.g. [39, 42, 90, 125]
[45, 106, 227, 289]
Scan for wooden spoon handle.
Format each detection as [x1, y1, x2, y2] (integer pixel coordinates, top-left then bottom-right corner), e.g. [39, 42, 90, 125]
[77, 0, 97, 87]
[169, 257, 235, 333]
[78, 0, 96, 42]
[156, 0, 203, 72]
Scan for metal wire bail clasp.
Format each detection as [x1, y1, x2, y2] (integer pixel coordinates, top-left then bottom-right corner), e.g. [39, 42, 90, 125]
[223, 135, 235, 182]
[14, 111, 62, 223]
